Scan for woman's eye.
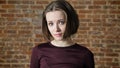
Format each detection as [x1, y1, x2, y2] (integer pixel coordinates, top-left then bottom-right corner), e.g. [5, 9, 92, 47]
[59, 20, 65, 25]
[48, 22, 53, 26]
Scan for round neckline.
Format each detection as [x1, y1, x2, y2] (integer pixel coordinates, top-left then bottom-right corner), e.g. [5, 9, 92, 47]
[48, 42, 77, 48]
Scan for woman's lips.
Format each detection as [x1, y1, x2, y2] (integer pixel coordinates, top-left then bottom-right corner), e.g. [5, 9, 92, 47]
[54, 33, 62, 37]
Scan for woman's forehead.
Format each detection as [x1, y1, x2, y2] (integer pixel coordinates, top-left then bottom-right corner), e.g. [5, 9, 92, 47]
[46, 10, 67, 21]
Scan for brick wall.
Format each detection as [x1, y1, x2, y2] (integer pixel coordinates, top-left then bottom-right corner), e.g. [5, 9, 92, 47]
[0, 0, 120, 68]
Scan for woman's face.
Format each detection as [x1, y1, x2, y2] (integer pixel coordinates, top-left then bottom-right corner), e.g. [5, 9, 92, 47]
[46, 10, 67, 41]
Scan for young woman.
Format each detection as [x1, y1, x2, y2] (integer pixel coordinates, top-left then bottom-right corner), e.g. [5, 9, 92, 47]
[30, 0, 95, 68]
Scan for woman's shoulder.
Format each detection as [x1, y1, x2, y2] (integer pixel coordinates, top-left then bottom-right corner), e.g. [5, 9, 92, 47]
[75, 43, 93, 55]
[31, 42, 50, 54]
[34, 42, 50, 49]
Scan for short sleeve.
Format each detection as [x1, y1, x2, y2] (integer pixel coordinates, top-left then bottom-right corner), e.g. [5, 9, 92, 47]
[84, 51, 95, 68]
[30, 46, 40, 68]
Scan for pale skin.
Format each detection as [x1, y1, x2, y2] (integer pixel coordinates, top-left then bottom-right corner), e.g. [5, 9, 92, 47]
[46, 10, 74, 47]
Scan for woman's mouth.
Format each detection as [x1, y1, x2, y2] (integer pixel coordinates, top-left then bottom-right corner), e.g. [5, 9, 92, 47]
[54, 33, 62, 37]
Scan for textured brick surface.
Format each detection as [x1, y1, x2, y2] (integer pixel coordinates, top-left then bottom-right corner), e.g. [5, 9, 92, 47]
[0, 0, 120, 68]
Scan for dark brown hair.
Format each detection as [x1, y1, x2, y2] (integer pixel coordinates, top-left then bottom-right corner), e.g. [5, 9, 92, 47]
[42, 0, 79, 41]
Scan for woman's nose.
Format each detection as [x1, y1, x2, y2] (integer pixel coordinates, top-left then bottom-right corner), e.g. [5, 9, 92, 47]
[55, 25, 61, 32]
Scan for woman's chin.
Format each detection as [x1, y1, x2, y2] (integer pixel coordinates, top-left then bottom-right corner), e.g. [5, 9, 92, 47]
[53, 37, 64, 41]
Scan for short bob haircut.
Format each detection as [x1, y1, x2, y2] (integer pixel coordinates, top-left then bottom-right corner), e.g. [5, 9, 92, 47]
[42, 0, 79, 41]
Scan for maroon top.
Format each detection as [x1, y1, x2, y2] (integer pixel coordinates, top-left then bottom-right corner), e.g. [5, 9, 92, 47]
[30, 42, 94, 68]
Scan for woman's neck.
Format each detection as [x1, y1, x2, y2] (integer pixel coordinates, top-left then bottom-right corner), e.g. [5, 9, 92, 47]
[51, 38, 75, 47]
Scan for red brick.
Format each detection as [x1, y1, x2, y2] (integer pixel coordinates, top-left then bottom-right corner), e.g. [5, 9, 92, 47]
[18, 30, 31, 34]
[78, 35, 88, 38]
[106, 62, 119, 66]
[79, 14, 86, 18]
[115, 49, 120, 52]
[103, 5, 116, 9]
[17, 22, 30, 25]
[102, 23, 116, 27]
[79, 10, 92, 14]
[102, 39, 115, 44]
[92, 44, 103, 47]
[94, 52, 104, 56]
[35, 34, 43, 38]
[6, 18, 17, 21]
[92, 27, 105, 31]
[4, 30, 17, 34]
[88, 22, 101, 26]
[87, 15, 100, 18]
[78, 1, 91, 5]
[0, 30, 2, 33]
[113, 66, 120, 68]
[79, 22, 87, 26]
[34, 38, 42, 42]
[7, 51, 20, 55]
[106, 35, 120, 39]
[99, 58, 113, 62]
[15, 14, 24, 17]
[102, 15, 115, 18]
[2, 5, 15, 9]
[36, 1, 49, 4]
[0, 59, 5, 63]
[106, 53, 119, 57]
[6, 26, 19, 30]
[20, 26, 33, 30]
[8, 0, 21, 4]
[74, 5, 86, 9]
[91, 35, 104, 39]
[12, 64, 25, 68]
[34, 26, 41, 29]
[0, 9, 6, 13]
[8, 9, 21, 13]
[26, 64, 30, 68]
[100, 48, 113, 53]
[16, 5, 29, 9]
[0, 42, 5, 46]
[80, 19, 91, 22]
[78, 30, 87, 34]
[107, 45, 120, 49]
[107, 27, 120, 33]
[109, 1, 120, 5]
[14, 55, 26, 59]
[76, 39, 87, 43]
[0, 34, 6, 37]
[110, 10, 120, 14]
[22, 1, 34, 4]
[93, 1, 106, 5]
[90, 47, 99, 52]
[0, 1, 6, 4]
[79, 26, 90, 30]
[1, 14, 15, 17]
[31, 5, 43, 9]
[93, 19, 106, 22]
[93, 10, 107, 14]
[1, 55, 12, 59]
[88, 6, 101, 9]
[0, 64, 10, 68]
[89, 39, 101, 44]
